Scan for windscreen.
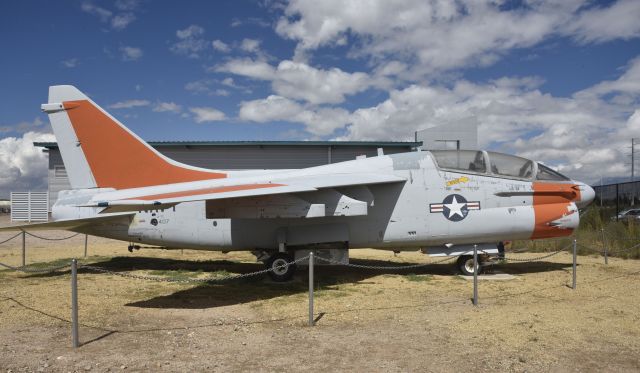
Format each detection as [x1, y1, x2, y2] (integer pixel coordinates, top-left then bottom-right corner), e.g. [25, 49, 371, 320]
[430, 150, 486, 173]
[487, 152, 534, 179]
[536, 163, 570, 181]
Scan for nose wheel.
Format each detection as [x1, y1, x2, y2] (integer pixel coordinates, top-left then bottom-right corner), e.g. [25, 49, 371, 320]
[265, 252, 297, 282]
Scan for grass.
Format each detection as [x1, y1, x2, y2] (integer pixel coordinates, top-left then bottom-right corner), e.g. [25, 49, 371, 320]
[513, 205, 640, 259]
[146, 268, 239, 282]
[404, 273, 433, 282]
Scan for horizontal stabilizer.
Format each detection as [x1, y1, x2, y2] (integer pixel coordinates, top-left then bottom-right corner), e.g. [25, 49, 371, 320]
[0, 213, 135, 231]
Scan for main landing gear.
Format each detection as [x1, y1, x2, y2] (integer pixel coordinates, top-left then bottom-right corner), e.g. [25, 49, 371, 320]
[456, 255, 483, 276]
[264, 252, 297, 282]
[127, 244, 141, 253]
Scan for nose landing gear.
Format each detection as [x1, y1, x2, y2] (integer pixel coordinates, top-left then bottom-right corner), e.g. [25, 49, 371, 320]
[127, 244, 141, 253]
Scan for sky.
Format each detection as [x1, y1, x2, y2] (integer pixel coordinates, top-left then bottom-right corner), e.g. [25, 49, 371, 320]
[1, 0, 640, 197]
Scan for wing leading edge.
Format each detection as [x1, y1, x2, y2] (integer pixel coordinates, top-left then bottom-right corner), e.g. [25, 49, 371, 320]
[90, 173, 406, 216]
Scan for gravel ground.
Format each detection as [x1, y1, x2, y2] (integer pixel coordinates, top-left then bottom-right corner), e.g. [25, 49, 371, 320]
[0, 225, 639, 372]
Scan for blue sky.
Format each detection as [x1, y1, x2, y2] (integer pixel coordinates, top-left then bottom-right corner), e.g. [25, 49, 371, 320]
[1, 0, 640, 194]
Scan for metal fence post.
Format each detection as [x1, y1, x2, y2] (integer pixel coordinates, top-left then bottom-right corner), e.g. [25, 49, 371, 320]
[21, 231, 25, 267]
[572, 239, 577, 290]
[71, 259, 79, 348]
[308, 252, 314, 326]
[473, 244, 478, 306]
[601, 229, 608, 265]
[84, 235, 88, 258]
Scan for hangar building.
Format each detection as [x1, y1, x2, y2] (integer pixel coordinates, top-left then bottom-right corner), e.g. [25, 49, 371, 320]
[34, 140, 421, 208]
[415, 117, 478, 150]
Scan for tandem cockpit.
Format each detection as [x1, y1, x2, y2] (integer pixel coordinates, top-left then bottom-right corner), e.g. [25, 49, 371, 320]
[426, 149, 571, 182]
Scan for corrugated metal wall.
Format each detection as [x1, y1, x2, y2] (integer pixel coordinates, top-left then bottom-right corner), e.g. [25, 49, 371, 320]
[160, 145, 329, 169]
[46, 144, 414, 208]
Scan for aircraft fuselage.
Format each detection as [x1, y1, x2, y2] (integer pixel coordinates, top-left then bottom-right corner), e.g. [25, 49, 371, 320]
[53, 150, 591, 254]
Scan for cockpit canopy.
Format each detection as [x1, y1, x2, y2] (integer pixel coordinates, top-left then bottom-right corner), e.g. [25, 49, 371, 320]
[429, 150, 570, 181]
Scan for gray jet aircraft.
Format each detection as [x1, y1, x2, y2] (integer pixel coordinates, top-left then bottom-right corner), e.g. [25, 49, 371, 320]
[4, 86, 595, 280]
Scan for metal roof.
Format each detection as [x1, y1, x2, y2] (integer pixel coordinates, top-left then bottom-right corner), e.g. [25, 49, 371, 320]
[34, 140, 422, 149]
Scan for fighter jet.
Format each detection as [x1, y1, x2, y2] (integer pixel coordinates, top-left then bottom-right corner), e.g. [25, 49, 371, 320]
[4, 85, 595, 280]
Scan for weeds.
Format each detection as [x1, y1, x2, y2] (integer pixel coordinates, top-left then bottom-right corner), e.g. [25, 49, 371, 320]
[513, 205, 640, 259]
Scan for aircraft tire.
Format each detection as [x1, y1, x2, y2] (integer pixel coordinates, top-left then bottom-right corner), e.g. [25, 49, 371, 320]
[266, 252, 297, 282]
[456, 255, 480, 276]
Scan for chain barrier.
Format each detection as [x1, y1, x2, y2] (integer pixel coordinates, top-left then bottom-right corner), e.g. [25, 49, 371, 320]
[24, 232, 81, 241]
[0, 232, 23, 245]
[315, 255, 455, 270]
[79, 255, 310, 284]
[502, 249, 566, 262]
[576, 243, 604, 254]
[606, 241, 640, 255]
[480, 245, 570, 263]
[574, 240, 640, 255]
[0, 260, 72, 273]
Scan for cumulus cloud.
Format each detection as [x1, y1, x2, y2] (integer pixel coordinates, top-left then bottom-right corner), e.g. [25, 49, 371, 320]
[171, 25, 208, 58]
[185, 80, 213, 94]
[214, 58, 275, 80]
[108, 99, 150, 109]
[212, 39, 231, 53]
[61, 58, 79, 68]
[0, 117, 47, 134]
[184, 78, 246, 96]
[565, 0, 640, 43]
[239, 95, 350, 136]
[81, 2, 112, 22]
[111, 13, 136, 30]
[275, 0, 640, 77]
[240, 38, 261, 53]
[81, 1, 139, 30]
[189, 107, 226, 122]
[114, 0, 139, 11]
[120, 46, 143, 61]
[337, 62, 640, 182]
[0, 131, 55, 198]
[153, 102, 182, 113]
[216, 59, 370, 104]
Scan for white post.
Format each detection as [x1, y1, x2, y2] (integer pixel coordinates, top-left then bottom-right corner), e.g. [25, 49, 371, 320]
[71, 259, 79, 348]
[572, 239, 577, 290]
[308, 252, 314, 326]
[473, 244, 478, 306]
[21, 231, 26, 267]
[601, 229, 608, 265]
[84, 235, 88, 258]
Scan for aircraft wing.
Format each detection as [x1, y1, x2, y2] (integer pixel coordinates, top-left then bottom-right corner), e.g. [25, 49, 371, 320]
[92, 173, 406, 215]
[0, 213, 135, 231]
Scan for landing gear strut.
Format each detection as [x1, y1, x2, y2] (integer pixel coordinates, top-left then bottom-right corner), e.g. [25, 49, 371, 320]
[265, 252, 297, 282]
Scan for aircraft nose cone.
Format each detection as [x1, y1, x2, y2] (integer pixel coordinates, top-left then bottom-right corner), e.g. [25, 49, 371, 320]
[576, 182, 595, 208]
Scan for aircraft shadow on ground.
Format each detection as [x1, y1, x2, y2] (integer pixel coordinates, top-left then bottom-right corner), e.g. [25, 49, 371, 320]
[21, 255, 572, 309]
[108, 256, 571, 310]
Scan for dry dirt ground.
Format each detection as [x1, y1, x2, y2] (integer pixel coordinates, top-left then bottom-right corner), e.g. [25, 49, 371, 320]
[0, 227, 639, 372]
